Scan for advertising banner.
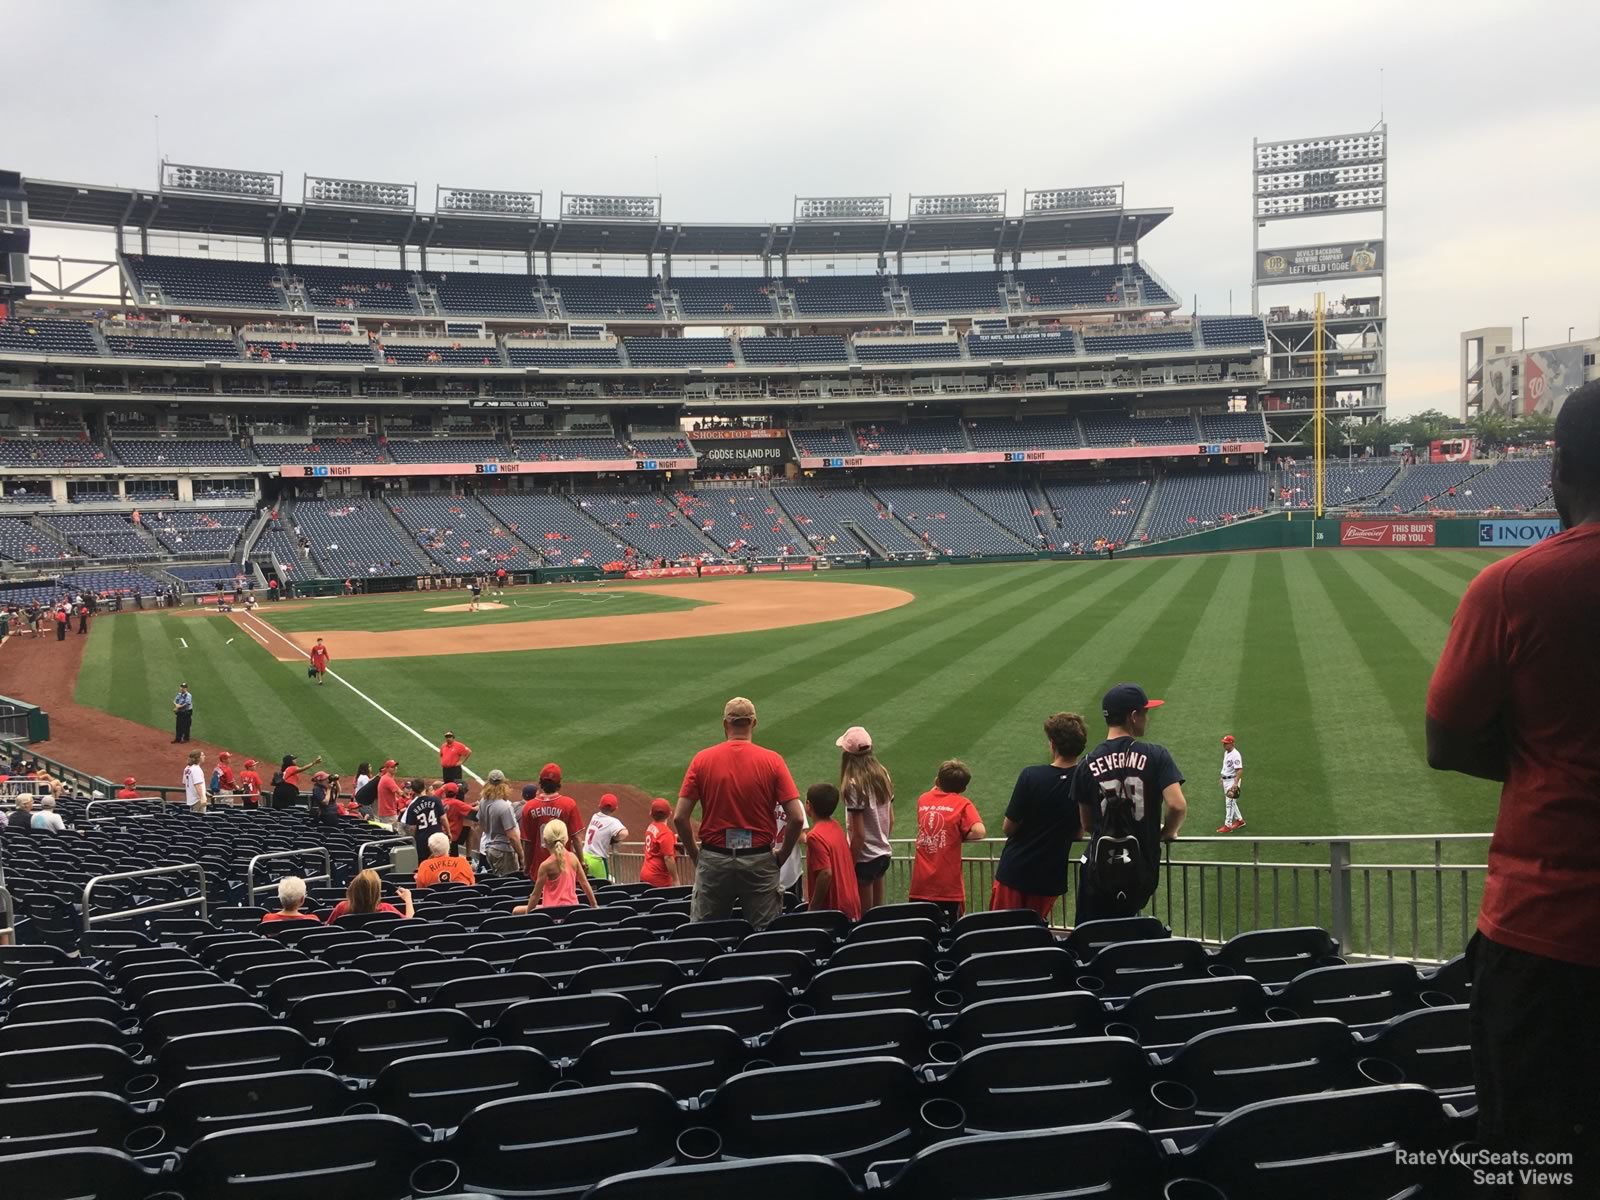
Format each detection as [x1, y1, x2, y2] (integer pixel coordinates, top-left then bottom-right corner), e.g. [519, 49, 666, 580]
[1482, 356, 1515, 413]
[1255, 241, 1384, 284]
[622, 564, 745, 579]
[1339, 519, 1436, 547]
[1522, 346, 1585, 416]
[1477, 518, 1561, 547]
[279, 458, 695, 479]
[800, 441, 1265, 470]
[690, 432, 791, 467]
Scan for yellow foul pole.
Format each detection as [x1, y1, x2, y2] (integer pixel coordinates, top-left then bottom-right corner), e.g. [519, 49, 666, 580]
[1314, 292, 1326, 518]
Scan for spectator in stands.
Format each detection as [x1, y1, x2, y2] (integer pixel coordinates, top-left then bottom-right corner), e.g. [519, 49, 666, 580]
[7, 794, 34, 831]
[115, 776, 140, 800]
[440, 782, 477, 855]
[272, 753, 319, 809]
[328, 869, 413, 921]
[1426, 380, 1600, 1172]
[802, 783, 861, 920]
[182, 749, 208, 813]
[513, 819, 596, 912]
[1071, 686, 1186, 924]
[376, 758, 404, 828]
[212, 750, 236, 804]
[263, 876, 319, 923]
[519, 767, 581, 880]
[992, 713, 1088, 919]
[838, 726, 894, 914]
[237, 758, 263, 808]
[639, 798, 679, 888]
[29, 794, 65, 832]
[478, 772, 525, 877]
[674, 697, 803, 928]
[308, 771, 341, 825]
[581, 793, 628, 882]
[402, 778, 448, 860]
[910, 760, 987, 922]
[415, 831, 477, 888]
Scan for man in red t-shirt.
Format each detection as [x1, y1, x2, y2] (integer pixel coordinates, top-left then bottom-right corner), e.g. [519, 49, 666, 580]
[309, 637, 331, 685]
[376, 759, 405, 829]
[519, 765, 581, 879]
[910, 760, 987, 922]
[214, 750, 237, 804]
[1426, 381, 1600, 1164]
[439, 730, 472, 785]
[439, 782, 477, 854]
[115, 775, 140, 800]
[639, 798, 679, 888]
[802, 783, 860, 921]
[675, 697, 803, 928]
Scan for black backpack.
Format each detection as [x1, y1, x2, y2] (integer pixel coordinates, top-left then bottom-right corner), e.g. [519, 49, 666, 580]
[353, 776, 380, 809]
[1084, 774, 1159, 913]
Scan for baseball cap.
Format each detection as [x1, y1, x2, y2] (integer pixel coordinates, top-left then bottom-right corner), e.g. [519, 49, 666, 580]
[242, 758, 256, 768]
[600, 793, 618, 811]
[441, 783, 461, 798]
[1102, 683, 1165, 720]
[217, 750, 230, 760]
[835, 726, 872, 755]
[443, 730, 455, 738]
[650, 798, 672, 817]
[382, 759, 398, 770]
[282, 754, 297, 766]
[522, 784, 539, 800]
[723, 696, 756, 723]
[540, 763, 562, 783]
[486, 769, 506, 784]
[312, 771, 329, 782]
[1221, 734, 1235, 745]
[123, 776, 136, 785]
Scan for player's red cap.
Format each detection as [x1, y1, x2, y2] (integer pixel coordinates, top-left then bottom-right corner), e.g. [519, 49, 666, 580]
[600, 793, 618, 811]
[540, 763, 561, 782]
[124, 776, 136, 785]
[650, 798, 672, 817]
[1221, 734, 1235, 745]
[242, 759, 256, 768]
[217, 750, 230, 759]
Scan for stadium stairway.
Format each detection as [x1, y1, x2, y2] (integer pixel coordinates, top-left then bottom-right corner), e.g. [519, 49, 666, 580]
[1029, 482, 1062, 544]
[1129, 478, 1163, 543]
[236, 509, 271, 564]
[943, 487, 1040, 551]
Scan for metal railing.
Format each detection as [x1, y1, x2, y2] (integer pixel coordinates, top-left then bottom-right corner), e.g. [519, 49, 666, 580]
[358, 837, 412, 875]
[246, 847, 333, 902]
[82, 797, 171, 822]
[82, 863, 208, 934]
[610, 832, 1490, 964]
[0, 885, 14, 944]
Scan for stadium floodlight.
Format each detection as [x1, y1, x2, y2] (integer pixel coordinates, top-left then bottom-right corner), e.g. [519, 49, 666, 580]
[1023, 185, 1123, 213]
[1256, 187, 1386, 218]
[794, 195, 891, 223]
[1254, 131, 1386, 173]
[437, 186, 542, 218]
[909, 192, 1005, 220]
[304, 175, 416, 210]
[160, 161, 281, 200]
[1255, 162, 1385, 196]
[561, 193, 660, 222]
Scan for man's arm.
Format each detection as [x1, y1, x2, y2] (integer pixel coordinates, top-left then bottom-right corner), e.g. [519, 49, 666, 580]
[1160, 783, 1187, 842]
[1426, 569, 1510, 781]
[1230, 768, 1243, 795]
[774, 798, 804, 866]
[673, 797, 699, 865]
[1001, 816, 1019, 838]
[1425, 717, 1509, 782]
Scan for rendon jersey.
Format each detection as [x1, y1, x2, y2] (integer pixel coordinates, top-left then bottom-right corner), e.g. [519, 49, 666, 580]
[1072, 736, 1184, 861]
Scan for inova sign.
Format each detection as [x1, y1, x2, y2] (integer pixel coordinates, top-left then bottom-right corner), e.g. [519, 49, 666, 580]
[1478, 519, 1561, 547]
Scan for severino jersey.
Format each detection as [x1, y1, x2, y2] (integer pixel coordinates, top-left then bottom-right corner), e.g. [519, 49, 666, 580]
[1071, 735, 1185, 862]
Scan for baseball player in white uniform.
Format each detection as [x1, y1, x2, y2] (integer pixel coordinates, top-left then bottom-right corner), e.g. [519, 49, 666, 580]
[1218, 734, 1245, 832]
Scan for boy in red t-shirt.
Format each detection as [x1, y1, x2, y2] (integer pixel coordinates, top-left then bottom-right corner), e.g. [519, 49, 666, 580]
[639, 798, 679, 888]
[909, 760, 987, 923]
[236, 759, 263, 808]
[804, 783, 861, 921]
[440, 782, 477, 854]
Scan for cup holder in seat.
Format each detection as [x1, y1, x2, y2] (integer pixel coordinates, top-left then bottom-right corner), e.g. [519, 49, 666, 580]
[675, 1126, 723, 1164]
[1356, 1056, 1407, 1085]
[919, 1097, 966, 1138]
[1150, 1079, 1199, 1113]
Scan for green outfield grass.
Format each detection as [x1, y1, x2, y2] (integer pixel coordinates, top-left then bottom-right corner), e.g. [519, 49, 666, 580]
[259, 587, 705, 633]
[75, 549, 1506, 845]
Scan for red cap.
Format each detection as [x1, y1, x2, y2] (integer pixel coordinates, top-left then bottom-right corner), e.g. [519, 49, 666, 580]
[600, 793, 618, 811]
[1221, 734, 1235, 745]
[217, 750, 231, 760]
[123, 776, 136, 786]
[650, 798, 672, 818]
[441, 783, 461, 798]
[540, 763, 561, 782]
[243, 758, 256, 768]
[382, 759, 398, 770]
[313, 771, 329, 782]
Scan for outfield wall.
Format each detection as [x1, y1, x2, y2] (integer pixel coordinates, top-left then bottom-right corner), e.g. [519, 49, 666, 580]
[1116, 514, 1560, 558]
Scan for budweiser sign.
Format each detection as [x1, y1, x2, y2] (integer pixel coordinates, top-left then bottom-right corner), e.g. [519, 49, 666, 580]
[1339, 520, 1436, 547]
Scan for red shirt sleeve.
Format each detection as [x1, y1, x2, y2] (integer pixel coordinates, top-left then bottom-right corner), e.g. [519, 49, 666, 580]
[958, 798, 979, 837]
[1427, 565, 1510, 731]
[770, 754, 799, 806]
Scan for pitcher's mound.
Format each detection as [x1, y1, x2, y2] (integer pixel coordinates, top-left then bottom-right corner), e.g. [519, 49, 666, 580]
[424, 601, 509, 613]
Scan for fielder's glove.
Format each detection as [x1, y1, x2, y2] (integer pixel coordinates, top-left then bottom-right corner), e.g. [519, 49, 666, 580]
[1227, 786, 1240, 799]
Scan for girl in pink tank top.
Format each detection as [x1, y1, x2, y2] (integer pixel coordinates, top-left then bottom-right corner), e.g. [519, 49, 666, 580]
[519, 818, 597, 912]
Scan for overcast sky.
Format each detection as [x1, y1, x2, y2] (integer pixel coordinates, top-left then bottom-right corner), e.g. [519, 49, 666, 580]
[11, 0, 1599, 416]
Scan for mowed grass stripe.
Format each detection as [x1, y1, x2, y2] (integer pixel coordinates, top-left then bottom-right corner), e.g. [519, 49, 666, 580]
[1326, 552, 1462, 658]
[1375, 549, 1497, 604]
[589, 562, 1145, 789]
[1285, 552, 1456, 832]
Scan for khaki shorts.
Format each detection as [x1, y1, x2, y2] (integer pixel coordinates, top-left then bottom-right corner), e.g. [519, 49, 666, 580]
[691, 847, 781, 929]
[484, 847, 522, 877]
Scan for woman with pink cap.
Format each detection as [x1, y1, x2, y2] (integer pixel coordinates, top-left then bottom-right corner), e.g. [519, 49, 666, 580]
[838, 726, 894, 913]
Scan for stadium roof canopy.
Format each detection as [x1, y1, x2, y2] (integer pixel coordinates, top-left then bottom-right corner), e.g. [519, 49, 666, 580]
[23, 177, 1171, 259]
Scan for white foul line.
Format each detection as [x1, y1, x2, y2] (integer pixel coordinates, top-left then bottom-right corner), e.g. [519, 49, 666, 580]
[178, 637, 188, 648]
[237, 610, 484, 784]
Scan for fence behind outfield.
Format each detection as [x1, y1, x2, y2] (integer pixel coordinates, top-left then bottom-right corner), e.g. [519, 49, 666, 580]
[611, 832, 1490, 965]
